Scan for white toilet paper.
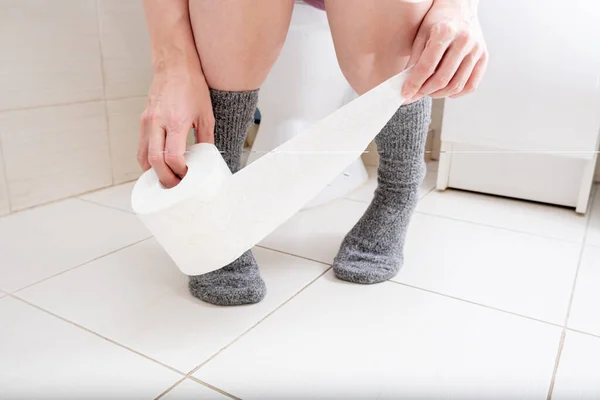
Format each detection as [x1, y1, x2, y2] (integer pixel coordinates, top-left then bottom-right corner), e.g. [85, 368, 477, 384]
[132, 68, 412, 276]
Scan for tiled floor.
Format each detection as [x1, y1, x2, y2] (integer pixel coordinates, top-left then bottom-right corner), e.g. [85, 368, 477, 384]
[1, 165, 599, 399]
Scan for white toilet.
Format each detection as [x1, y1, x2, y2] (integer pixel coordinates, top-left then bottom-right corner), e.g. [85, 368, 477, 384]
[246, 1, 369, 209]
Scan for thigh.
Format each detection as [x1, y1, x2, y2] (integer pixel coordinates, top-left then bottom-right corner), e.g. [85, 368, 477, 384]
[189, 0, 294, 91]
[325, 0, 433, 94]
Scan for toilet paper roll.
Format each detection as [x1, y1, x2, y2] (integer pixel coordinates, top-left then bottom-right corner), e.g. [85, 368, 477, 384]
[132, 67, 412, 276]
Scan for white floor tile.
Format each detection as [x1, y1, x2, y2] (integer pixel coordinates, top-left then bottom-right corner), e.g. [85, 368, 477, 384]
[17, 239, 328, 373]
[345, 163, 437, 204]
[161, 379, 228, 400]
[568, 246, 600, 336]
[0, 296, 181, 399]
[552, 331, 600, 399]
[587, 187, 600, 247]
[416, 189, 587, 242]
[396, 213, 580, 324]
[0, 199, 149, 293]
[260, 198, 368, 264]
[195, 272, 561, 399]
[80, 181, 135, 213]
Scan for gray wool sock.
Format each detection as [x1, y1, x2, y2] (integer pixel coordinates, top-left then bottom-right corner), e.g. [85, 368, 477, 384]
[188, 88, 266, 306]
[333, 96, 431, 284]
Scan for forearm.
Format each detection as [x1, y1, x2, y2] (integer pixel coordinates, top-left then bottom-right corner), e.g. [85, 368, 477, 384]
[143, 0, 200, 73]
[431, 0, 478, 16]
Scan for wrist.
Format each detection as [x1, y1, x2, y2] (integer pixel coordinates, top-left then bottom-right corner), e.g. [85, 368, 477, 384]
[432, 0, 478, 13]
[151, 46, 200, 74]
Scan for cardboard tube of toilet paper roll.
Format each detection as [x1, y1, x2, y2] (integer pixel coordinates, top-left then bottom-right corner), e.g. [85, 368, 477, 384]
[132, 67, 412, 275]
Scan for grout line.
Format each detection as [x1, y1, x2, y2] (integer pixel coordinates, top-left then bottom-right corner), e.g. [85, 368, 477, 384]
[565, 327, 600, 340]
[414, 209, 587, 245]
[546, 330, 566, 400]
[387, 280, 564, 329]
[419, 186, 437, 200]
[186, 376, 240, 400]
[345, 193, 589, 246]
[184, 267, 332, 377]
[9, 294, 187, 377]
[154, 377, 187, 400]
[0, 178, 137, 220]
[343, 197, 373, 205]
[10, 237, 151, 295]
[0, 137, 13, 213]
[0, 185, 112, 219]
[77, 197, 135, 215]
[0, 98, 105, 114]
[255, 244, 332, 267]
[94, 0, 115, 186]
[0, 95, 148, 114]
[155, 376, 239, 400]
[546, 185, 595, 400]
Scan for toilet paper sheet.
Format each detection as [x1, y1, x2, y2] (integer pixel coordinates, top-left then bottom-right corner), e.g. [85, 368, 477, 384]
[132, 68, 412, 275]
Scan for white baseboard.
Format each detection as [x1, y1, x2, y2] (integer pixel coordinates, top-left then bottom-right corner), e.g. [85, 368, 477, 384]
[440, 143, 593, 210]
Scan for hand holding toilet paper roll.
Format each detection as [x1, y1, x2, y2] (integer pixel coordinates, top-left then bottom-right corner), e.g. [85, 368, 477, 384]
[131, 67, 412, 276]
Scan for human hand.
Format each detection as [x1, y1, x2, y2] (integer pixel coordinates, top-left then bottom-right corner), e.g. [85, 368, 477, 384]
[138, 65, 214, 188]
[402, 0, 488, 102]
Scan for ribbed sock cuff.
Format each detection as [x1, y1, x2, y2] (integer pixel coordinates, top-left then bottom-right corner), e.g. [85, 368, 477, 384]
[209, 88, 260, 173]
[374, 96, 432, 188]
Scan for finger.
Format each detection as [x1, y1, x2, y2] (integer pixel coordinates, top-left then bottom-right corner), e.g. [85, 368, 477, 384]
[419, 35, 473, 96]
[429, 48, 479, 98]
[164, 127, 188, 179]
[402, 24, 456, 99]
[148, 124, 180, 188]
[450, 52, 488, 98]
[137, 113, 151, 171]
[406, 33, 427, 69]
[194, 115, 215, 144]
[404, 93, 426, 105]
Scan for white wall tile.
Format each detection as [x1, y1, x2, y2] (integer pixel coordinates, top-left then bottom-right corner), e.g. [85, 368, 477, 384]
[98, 0, 153, 98]
[0, 149, 9, 216]
[0, 0, 103, 110]
[0, 102, 112, 210]
[106, 97, 145, 183]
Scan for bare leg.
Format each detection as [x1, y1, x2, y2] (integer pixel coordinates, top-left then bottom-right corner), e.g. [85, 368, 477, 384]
[325, 0, 432, 95]
[189, 0, 294, 91]
[187, 0, 293, 306]
[326, 1, 434, 284]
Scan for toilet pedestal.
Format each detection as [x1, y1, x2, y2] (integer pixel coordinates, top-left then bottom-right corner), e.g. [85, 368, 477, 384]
[246, 2, 369, 209]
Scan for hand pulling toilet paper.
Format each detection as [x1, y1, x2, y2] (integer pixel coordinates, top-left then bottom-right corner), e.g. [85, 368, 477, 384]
[131, 68, 412, 276]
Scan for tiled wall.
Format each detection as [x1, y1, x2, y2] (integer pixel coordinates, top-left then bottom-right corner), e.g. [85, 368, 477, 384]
[0, 0, 151, 215]
[0, 1, 597, 217]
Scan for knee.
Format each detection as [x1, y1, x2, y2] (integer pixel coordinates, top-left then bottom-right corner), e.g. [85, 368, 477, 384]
[336, 50, 411, 95]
